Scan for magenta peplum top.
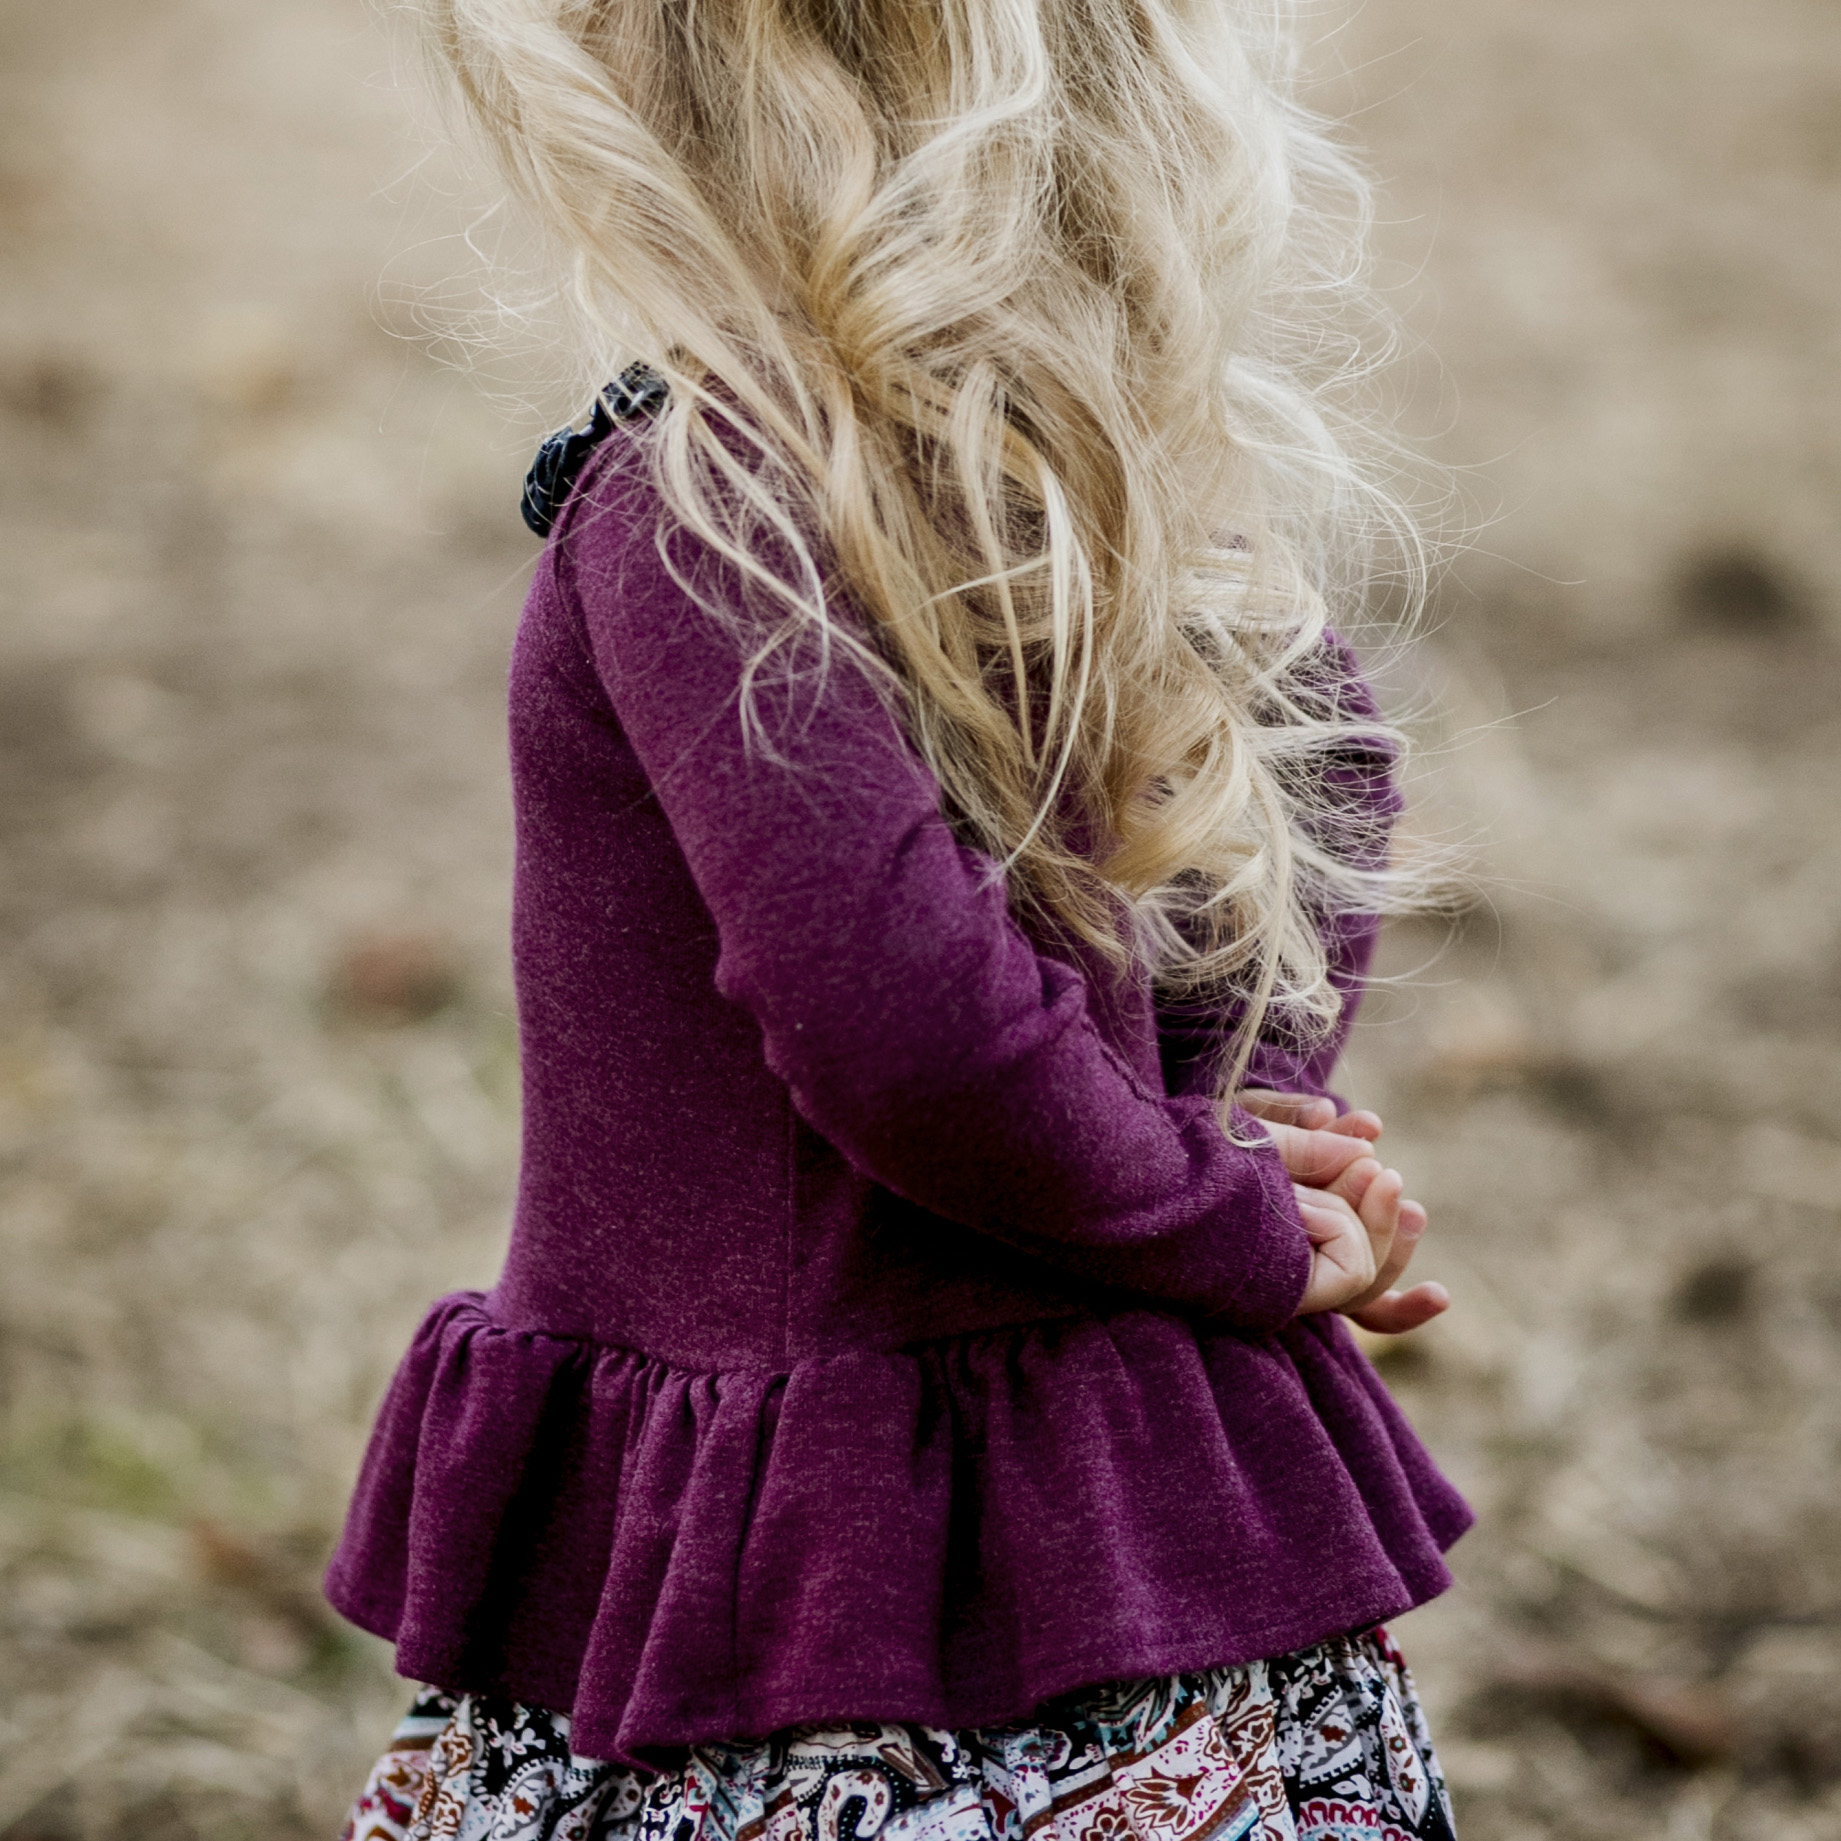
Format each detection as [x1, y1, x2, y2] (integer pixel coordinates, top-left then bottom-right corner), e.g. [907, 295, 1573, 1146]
[324, 424, 1471, 1768]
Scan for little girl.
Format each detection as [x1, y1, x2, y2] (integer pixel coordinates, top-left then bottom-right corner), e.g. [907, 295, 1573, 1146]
[330, 0, 1471, 1833]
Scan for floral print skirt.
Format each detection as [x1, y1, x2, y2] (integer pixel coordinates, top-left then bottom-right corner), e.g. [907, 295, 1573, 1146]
[341, 1628, 1454, 1841]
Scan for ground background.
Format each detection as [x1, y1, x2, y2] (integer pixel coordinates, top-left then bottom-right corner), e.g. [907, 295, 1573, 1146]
[1, 0, 1838, 1836]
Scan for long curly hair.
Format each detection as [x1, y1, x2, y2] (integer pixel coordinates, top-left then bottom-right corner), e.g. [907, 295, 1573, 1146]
[423, 0, 1432, 1093]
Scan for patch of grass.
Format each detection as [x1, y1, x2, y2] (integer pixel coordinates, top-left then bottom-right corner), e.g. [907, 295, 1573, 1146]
[0, 1411, 204, 1520]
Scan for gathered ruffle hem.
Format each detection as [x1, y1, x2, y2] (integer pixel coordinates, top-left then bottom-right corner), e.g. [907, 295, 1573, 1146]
[325, 1292, 1472, 1769]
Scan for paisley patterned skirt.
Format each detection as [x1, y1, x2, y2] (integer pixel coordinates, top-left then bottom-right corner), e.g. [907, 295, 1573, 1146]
[340, 1629, 1454, 1841]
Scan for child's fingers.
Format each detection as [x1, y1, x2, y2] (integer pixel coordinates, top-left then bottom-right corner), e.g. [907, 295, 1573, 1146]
[1293, 1189, 1357, 1247]
[1268, 1126, 1378, 1189]
[1345, 1194, 1424, 1309]
[1324, 1109, 1384, 1142]
[1293, 1186, 1383, 1314]
[1236, 1091, 1386, 1143]
[1346, 1282, 1449, 1336]
[1237, 1090, 1338, 1129]
[1325, 1153, 1384, 1206]
[1354, 1163, 1403, 1277]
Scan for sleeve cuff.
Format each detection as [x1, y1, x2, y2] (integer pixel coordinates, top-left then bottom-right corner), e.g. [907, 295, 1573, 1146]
[1207, 1112, 1313, 1331]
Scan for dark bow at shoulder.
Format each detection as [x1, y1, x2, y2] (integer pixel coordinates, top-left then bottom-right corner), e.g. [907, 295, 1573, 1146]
[520, 365, 669, 538]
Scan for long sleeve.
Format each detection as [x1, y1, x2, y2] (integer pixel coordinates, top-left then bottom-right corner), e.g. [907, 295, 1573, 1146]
[553, 441, 1310, 1330]
[1157, 634, 1402, 1104]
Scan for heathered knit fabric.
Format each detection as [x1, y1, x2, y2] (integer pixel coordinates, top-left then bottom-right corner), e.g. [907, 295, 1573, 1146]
[325, 428, 1471, 1767]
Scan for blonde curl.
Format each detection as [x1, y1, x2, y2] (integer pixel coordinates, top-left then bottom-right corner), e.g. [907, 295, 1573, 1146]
[423, 0, 1438, 1097]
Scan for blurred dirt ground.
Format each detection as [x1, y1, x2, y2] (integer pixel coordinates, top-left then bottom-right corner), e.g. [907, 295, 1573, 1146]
[1, 0, 1839, 1836]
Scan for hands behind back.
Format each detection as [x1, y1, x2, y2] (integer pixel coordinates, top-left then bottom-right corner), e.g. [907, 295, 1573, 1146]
[1232, 1090, 1449, 1337]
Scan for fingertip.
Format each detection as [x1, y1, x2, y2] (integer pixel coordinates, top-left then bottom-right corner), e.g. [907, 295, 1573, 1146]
[1328, 1110, 1383, 1141]
[1350, 1280, 1451, 1337]
[1394, 1284, 1448, 1329]
[1336, 1155, 1383, 1202]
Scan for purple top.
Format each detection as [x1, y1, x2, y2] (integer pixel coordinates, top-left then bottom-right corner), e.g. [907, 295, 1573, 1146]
[325, 426, 1471, 1767]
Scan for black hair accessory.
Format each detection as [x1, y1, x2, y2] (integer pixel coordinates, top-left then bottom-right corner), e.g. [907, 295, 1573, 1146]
[519, 365, 669, 538]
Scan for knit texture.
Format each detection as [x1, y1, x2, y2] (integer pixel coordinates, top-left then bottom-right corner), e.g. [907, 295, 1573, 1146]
[325, 428, 1471, 1766]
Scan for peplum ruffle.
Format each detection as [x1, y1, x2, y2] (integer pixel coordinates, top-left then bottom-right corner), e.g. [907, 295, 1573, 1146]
[325, 1292, 1471, 1767]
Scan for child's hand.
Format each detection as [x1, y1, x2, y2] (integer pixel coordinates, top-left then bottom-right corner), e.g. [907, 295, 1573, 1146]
[1293, 1154, 1397, 1315]
[1231, 1088, 1381, 1189]
[1336, 1181, 1447, 1335]
[1234, 1089, 1449, 1335]
[1237, 1088, 1382, 1141]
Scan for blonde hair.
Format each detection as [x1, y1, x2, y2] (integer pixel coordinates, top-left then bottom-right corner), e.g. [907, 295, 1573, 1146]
[425, 0, 1430, 1092]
